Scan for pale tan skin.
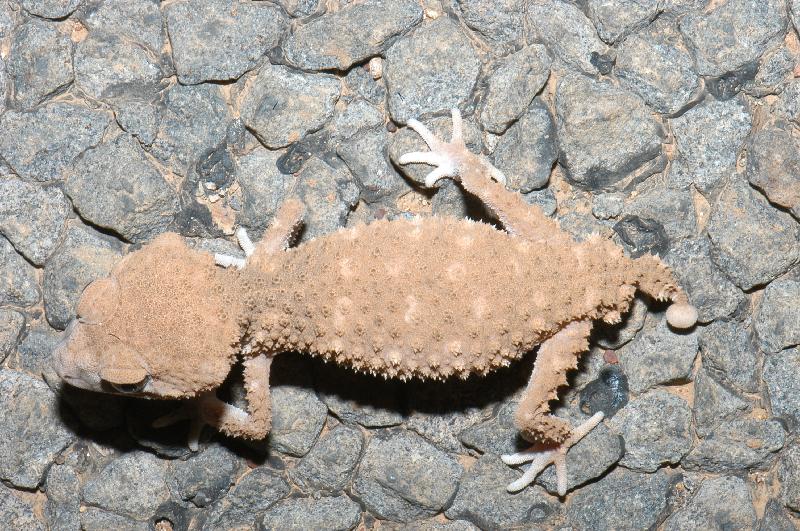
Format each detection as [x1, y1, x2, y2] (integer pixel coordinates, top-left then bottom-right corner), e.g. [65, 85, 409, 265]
[53, 110, 697, 496]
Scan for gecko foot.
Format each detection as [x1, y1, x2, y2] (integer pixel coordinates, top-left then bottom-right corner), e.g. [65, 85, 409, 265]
[501, 411, 604, 496]
[398, 108, 507, 188]
[214, 227, 253, 269]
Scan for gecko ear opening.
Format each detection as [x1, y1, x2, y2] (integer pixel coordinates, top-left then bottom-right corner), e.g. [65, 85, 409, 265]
[77, 277, 120, 325]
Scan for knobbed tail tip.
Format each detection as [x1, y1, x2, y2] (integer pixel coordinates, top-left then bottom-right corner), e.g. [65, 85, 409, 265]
[666, 302, 698, 329]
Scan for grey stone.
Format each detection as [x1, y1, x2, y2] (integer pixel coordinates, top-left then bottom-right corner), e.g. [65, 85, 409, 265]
[480, 45, 551, 134]
[684, 418, 785, 472]
[389, 114, 482, 187]
[203, 468, 290, 530]
[0, 179, 68, 265]
[0, 1, 19, 39]
[0, 237, 39, 307]
[43, 223, 125, 330]
[755, 279, 800, 353]
[83, 451, 169, 520]
[446, 455, 559, 529]
[747, 124, 800, 218]
[523, 187, 558, 217]
[352, 430, 462, 522]
[623, 178, 696, 241]
[44, 463, 80, 531]
[239, 63, 340, 148]
[615, 20, 701, 115]
[492, 99, 557, 192]
[764, 348, 800, 429]
[663, 476, 757, 530]
[7, 20, 72, 110]
[774, 77, 800, 124]
[150, 83, 231, 176]
[168, 445, 243, 508]
[608, 389, 692, 472]
[555, 74, 664, 191]
[0, 309, 23, 363]
[617, 314, 698, 393]
[663, 237, 745, 324]
[289, 425, 363, 493]
[0, 102, 110, 182]
[343, 66, 386, 106]
[331, 99, 384, 141]
[20, 0, 80, 18]
[699, 319, 759, 393]
[693, 367, 750, 438]
[761, 499, 798, 531]
[67, 134, 179, 242]
[384, 17, 480, 124]
[295, 156, 359, 240]
[74, 31, 165, 102]
[745, 45, 797, 97]
[284, 0, 421, 71]
[457, 0, 525, 49]
[0, 485, 44, 530]
[80, 508, 148, 531]
[0, 370, 74, 489]
[707, 177, 800, 290]
[277, 0, 319, 17]
[338, 127, 409, 203]
[13, 319, 62, 374]
[316, 363, 404, 428]
[80, 0, 164, 52]
[235, 146, 297, 233]
[524, 0, 606, 75]
[259, 495, 362, 531]
[587, 0, 659, 44]
[113, 98, 163, 147]
[537, 417, 623, 494]
[269, 384, 327, 457]
[165, 0, 285, 84]
[567, 467, 670, 531]
[459, 400, 522, 456]
[669, 97, 752, 193]
[778, 443, 800, 512]
[679, 0, 788, 77]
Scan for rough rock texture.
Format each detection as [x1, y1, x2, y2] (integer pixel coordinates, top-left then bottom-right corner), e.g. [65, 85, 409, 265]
[0, 237, 39, 307]
[764, 348, 800, 429]
[747, 124, 800, 217]
[0, 179, 68, 265]
[7, 20, 72, 110]
[755, 279, 800, 353]
[663, 475, 757, 530]
[260, 495, 362, 531]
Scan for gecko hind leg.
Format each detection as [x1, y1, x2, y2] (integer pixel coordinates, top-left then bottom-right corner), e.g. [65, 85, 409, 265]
[153, 354, 273, 449]
[501, 320, 602, 496]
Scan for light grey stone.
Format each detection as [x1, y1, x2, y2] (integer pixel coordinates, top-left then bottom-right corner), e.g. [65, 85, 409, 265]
[693, 367, 750, 438]
[284, 0, 421, 71]
[587, 0, 659, 44]
[384, 17, 481, 124]
[13, 319, 61, 374]
[0, 179, 68, 265]
[80, 0, 164, 52]
[294, 156, 359, 241]
[67, 134, 179, 242]
[165, 0, 286, 84]
[0, 236, 39, 307]
[80, 508, 148, 531]
[707, 177, 800, 290]
[338, 127, 409, 203]
[745, 45, 797, 97]
[7, 19, 72, 110]
[457, 0, 525, 49]
[778, 443, 800, 512]
[20, 0, 80, 18]
[664, 476, 757, 530]
[0, 102, 110, 182]
[624, 178, 697, 241]
[239, 63, 340, 148]
[44, 463, 80, 531]
[0, 485, 44, 530]
[0, 370, 74, 489]
[764, 348, 800, 430]
[669, 97, 752, 193]
[747, 124, 800, 219]
[755, 279, 800, 353]
[699, 319, 760, 390]
[556, 74, 664, 191]
[259, 495, 362, 531]
[269, 384, 327, 457]
[684, 418, 785, 472]
[0, 309, 23, 363]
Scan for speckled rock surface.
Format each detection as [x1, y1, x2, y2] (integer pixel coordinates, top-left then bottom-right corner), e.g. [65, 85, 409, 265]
[2, 3, 799, 529]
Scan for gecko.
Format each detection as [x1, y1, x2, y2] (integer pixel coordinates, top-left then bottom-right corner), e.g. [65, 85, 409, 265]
[53, 109, 698, 496]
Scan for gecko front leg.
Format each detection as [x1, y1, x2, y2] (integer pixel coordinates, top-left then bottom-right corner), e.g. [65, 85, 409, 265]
[154, 353, 272, 450]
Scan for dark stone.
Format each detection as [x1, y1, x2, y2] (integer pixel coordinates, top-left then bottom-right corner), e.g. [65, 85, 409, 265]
[259, 495, 362, 531]
[0, 102, 110, 182]
[693, 367, 750, 438]
[663, 476, 757, 530]
[612, 215, 669, 258]
[235, 146, 297, 233]
[707, 178, 800, 290]
[0, 179, 68, 265]
[384, 17, 480, 124]
[699, 319, 760, 393]
[202, 468, 290, 530]
[706, 63, 759, 100]
[579, 365, 629, 418]
[165, 0, 286, 84]
[352, 430, 462, 522]
[239, 63, 340, 148]
[555, 74, 664, 191]
[7, 20, 72, 110]
[567, 467, 671, 530]
[289, 425, 364, 493]
[67, 134, 180, 242]
[0, 370, 74, 489]
[445, 455, 559, 529]
[283, 0, 422, 71]
[168, 445, 243, 507]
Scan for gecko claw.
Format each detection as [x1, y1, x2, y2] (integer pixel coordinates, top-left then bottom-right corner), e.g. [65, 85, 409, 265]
[502, 411, 604, 496]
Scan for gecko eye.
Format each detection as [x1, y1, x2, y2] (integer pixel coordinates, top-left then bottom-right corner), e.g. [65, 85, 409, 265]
[109, 377, 150, 394]
[77, 277, 120, 325]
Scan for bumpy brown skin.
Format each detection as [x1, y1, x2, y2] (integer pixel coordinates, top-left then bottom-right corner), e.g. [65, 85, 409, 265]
[54, 111, 696, 491]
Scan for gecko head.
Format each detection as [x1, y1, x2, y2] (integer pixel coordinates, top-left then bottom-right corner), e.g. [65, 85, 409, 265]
[53, 233, 240, 399]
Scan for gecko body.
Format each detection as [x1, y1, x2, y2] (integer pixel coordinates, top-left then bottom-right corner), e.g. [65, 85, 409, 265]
[54, 110, 697, 496]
